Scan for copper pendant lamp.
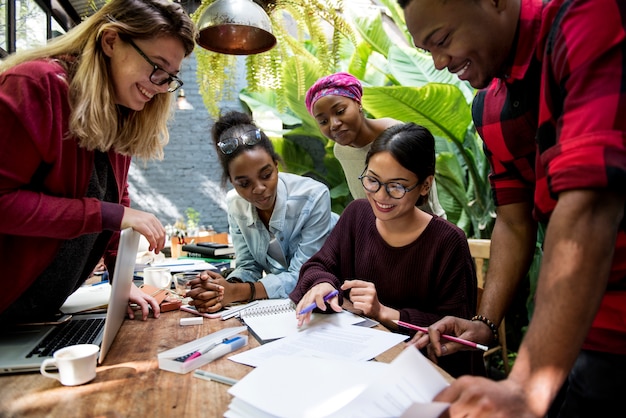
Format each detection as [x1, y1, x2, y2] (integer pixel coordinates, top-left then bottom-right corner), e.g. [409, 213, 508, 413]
[196, 0, 277, 55]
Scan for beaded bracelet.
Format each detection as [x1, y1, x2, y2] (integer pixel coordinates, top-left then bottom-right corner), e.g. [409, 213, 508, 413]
[247, 281, 256, 303]
[471, 315, 499, 342]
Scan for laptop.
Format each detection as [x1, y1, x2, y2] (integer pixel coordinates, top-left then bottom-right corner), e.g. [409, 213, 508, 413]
[0, 227, 140, 374]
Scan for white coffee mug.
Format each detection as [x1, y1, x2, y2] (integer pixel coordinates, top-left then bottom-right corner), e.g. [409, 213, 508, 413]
[143, 266, 172, 289]
[40, 344, 100, 386]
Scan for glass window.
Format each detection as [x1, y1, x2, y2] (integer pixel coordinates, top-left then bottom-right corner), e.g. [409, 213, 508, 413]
[51, 14, 65, 38]
[0, 0, 6, 53]
[15, 0, 47, 51]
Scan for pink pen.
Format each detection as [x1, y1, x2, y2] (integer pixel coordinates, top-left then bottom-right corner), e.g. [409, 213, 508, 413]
[393, 319, 488, 351]
[178, 339, 223, 363]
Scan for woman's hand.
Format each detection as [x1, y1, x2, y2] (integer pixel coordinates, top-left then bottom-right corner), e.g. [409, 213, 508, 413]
[295, 283, 341, 327]
[127, 283, 161, 320]
[121, 207, 167, 254]
[340, 279, 382, 319]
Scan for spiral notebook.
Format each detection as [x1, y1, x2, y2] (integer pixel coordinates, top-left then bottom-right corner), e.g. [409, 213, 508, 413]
[240, 299, 365, 344]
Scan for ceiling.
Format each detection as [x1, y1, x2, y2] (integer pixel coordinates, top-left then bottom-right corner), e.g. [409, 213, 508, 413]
[52, 0, 106, 29]
[53, 0, 201, 29]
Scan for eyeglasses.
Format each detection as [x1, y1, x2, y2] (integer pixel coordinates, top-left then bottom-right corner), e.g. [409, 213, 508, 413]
[217, 129, 262, 154]
[359, 175, 419, 199]
[126, 39, 183, 93]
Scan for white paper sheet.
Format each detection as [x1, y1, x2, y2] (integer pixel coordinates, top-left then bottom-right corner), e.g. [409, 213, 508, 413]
[228, 322, 408, 368]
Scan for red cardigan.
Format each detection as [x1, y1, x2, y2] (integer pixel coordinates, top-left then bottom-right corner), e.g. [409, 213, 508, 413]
[0, 59, 127, 313]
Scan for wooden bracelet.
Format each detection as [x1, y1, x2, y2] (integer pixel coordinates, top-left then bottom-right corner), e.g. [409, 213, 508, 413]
[471, 315, 499, 342]
[247, 281, 256, 303]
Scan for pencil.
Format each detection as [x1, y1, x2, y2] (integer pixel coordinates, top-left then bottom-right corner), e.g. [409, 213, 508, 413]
[393, 319, 488, 351]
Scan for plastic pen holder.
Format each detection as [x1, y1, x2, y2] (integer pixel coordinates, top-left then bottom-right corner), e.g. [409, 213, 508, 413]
[158, 326, 248, 374]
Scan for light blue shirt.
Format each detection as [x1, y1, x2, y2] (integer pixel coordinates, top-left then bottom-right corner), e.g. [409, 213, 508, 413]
[226, 172, 339, 298]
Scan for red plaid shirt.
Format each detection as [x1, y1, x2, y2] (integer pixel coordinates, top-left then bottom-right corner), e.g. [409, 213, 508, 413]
[473, 0, 626, 354]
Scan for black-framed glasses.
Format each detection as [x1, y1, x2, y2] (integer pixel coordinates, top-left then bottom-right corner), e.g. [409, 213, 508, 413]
[127, 39, 183, 93]
[359, 174, 419, 199]
[217, 129, 262, 154]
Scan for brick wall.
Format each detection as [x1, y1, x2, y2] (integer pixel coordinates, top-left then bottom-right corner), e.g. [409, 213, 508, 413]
[128, 52, 245, 234]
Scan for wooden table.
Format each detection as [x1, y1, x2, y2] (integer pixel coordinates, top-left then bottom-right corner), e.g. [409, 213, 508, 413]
[0, 309, 450, 417]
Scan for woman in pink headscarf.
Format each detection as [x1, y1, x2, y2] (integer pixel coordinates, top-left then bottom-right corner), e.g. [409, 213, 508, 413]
[306, 72, 445, 217]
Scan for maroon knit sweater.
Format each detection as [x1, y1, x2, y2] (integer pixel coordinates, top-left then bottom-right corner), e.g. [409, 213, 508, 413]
[290, 199, 483, 377]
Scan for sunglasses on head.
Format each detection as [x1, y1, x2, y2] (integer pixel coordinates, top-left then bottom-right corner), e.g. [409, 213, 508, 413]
[217, 128, 262, 154]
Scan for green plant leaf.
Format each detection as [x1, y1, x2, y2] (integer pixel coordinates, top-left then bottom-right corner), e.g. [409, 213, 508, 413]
[351, 13, 392, 57]
[362, 84, 471, 142]
[387, 45, 476, 103]
[239, 89, 302, 127]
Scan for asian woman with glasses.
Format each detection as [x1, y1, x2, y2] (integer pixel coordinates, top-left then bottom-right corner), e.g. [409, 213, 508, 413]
[185, 111, 338, 312]
[289, 122, 485, 378]
[0, 0, 197, 325]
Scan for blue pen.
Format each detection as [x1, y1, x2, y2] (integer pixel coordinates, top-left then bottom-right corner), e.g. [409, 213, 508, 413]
[298, 289, 339, 315]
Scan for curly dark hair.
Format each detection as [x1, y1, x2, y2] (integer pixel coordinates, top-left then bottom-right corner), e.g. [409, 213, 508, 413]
[211, 110, 283, 188]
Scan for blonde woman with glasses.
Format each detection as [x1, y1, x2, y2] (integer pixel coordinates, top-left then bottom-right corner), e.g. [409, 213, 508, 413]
[185, 110, 338, 313]
[0, 0, 197, 326]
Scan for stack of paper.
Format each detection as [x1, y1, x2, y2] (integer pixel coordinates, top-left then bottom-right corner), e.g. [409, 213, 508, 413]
[225, 345, 450, 418]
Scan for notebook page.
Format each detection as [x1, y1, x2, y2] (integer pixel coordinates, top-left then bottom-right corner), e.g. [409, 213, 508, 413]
[240, 299, 363, 342]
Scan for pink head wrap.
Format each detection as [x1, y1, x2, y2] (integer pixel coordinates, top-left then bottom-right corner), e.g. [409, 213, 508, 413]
[305, 72, 363, 115]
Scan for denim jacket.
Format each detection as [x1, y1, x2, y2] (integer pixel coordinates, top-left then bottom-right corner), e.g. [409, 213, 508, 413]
[226, 172, 339, 298]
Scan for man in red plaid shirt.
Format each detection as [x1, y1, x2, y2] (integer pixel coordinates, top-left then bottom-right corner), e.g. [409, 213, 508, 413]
[399, 0, 626, 416]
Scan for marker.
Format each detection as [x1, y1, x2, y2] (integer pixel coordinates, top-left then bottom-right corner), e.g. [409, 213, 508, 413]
[297, 289, 339, 315]
[393, 320, 488, 351]
[193, 369, 239, 386]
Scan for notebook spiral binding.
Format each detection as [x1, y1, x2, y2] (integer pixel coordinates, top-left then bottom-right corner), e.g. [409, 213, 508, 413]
[240, 300, 295, 318]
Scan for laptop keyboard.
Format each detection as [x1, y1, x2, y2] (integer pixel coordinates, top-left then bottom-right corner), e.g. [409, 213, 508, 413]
[27, 318, 105, 358]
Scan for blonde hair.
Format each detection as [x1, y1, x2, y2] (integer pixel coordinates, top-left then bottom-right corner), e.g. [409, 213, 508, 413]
[0, 0, 197, 159]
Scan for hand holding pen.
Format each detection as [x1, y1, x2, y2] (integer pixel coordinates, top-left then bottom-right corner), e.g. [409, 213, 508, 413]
[296, 287, 341, 327]
[394, 320, 488, 351]
[298, 289, 339, 315]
